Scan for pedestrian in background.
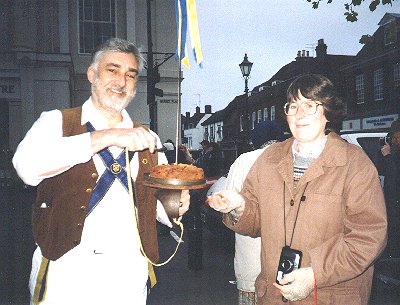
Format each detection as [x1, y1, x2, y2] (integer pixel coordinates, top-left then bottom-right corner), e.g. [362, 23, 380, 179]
[380, 119, 400, 258]
[196, 140, 220, 177]
[12, 38, 190, 305]
[207, 74, 387, 304]
[226, 120, 284, 305]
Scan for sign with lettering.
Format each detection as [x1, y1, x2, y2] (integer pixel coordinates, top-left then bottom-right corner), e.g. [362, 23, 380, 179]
[0, 78, 20, 99]
[362, 114, 399, 129]
[159, 99, 178, 104]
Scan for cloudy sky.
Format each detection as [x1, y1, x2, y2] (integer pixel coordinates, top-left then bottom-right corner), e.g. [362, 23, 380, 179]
[179, 0, 400, 114]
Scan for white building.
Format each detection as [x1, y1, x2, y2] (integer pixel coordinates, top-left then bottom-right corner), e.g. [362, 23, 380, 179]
[183, 105, 212, 151]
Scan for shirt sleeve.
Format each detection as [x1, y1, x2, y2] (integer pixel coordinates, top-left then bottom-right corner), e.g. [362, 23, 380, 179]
[12, 110, 93, 186]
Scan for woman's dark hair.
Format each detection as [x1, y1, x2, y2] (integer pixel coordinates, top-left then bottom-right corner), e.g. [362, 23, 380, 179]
[287, 74, 347, 125]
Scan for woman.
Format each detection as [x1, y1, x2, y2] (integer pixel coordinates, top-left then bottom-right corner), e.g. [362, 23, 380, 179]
[207, 74, 387, 305]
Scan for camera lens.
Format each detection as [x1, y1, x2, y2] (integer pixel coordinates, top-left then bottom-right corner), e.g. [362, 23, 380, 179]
[281, 259, 293, 272]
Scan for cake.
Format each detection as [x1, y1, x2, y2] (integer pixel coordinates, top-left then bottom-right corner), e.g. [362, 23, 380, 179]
[149, 164, 204, 181]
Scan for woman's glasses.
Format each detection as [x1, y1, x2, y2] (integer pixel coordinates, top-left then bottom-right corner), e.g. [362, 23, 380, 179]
[284, 101, 322, 116]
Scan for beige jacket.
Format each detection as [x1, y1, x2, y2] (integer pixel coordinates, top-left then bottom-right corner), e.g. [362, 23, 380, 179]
[225, 132, 387, 305]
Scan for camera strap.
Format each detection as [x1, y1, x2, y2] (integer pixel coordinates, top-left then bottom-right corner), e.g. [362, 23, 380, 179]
[283, 182, 309, 247]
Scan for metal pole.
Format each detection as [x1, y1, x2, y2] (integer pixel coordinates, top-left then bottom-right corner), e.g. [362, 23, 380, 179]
[147, 0, 156, 132]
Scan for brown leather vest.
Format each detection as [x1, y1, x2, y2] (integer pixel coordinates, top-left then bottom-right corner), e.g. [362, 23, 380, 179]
[33, 107, 159, 262]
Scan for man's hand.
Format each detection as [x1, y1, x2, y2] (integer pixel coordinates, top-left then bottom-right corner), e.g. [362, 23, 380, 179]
[91, 127, 157, 154]
[206, 190, 245, 214]
[381, 143, 392, 157]
[273, 267, 315, 302]
[178, 190, 190, 216]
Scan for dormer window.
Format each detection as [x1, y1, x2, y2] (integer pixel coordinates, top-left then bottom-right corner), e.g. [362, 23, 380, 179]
[384, 21, 397, 46]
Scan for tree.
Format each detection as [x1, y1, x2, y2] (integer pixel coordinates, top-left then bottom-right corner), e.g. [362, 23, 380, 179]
[307, 0, 396, 22]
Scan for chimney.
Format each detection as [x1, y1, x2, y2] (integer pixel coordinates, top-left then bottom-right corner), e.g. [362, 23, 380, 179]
[302, 50, 306, 57]
[195, 106, 200, 114]
[205, 105, 212, 114]
[316, 39, 327, 57]
[186, 111, 190, 118]
[297, 50, 301, 58]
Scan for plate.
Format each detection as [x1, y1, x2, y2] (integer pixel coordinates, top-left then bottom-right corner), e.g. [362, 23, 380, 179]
[143, 173, 207, 190]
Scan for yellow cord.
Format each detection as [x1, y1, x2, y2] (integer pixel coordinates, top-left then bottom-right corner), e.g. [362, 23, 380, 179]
[125, 148, 184, 266]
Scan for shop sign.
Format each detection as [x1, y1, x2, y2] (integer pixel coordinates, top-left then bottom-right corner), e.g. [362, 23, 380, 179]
[362, 114, 399, 129]
[0, 78, 20, 99]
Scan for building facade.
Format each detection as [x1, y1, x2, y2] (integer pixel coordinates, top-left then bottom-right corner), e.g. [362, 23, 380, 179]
[182, 105, 212, 151]
[341, 13, 400, 130]
[0, 0, 180, 153]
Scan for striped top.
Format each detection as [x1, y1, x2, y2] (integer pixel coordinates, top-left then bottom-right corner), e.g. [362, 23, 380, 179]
[292, 136, 328, 188]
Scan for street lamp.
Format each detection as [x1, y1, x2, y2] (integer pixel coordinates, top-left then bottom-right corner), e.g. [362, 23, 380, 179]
[239, 53, 253, 151]
[239, 53, 253, 94]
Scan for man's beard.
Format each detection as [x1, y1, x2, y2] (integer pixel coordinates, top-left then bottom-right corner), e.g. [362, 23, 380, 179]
[92, 77, 136, 114]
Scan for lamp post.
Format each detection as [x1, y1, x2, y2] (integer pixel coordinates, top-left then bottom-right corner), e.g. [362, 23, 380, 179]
[239, 53, 253, 152]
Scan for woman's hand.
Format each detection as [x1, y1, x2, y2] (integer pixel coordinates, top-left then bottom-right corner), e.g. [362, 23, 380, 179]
[273, 267, 315, 301]
[206, 190, 245, 214]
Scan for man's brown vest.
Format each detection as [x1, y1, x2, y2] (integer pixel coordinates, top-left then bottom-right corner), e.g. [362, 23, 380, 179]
[32, 107, 159, 262]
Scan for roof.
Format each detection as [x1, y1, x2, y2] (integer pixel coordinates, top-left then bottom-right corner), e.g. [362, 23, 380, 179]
[201, 109, 226, 125]
[378, 12, 400, 26]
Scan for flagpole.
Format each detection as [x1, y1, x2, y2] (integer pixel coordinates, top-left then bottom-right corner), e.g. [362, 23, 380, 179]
[174, 60, 182, 164]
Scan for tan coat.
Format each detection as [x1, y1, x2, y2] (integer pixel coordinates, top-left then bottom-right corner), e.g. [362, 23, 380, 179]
[225, 132, 387, 305]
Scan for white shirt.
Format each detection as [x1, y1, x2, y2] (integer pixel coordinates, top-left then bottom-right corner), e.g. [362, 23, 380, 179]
[13, 99, 169, 305]
[225, 147, 267, 292]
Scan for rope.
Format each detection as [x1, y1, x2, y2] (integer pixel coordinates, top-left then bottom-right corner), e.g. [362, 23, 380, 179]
[125, 148, 184, 266]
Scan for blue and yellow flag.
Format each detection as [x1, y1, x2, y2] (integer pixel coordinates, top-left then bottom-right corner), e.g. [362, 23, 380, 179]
[175, 0, 203, 68]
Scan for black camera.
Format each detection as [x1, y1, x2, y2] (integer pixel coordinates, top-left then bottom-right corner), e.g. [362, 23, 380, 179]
[379, 134, 392, 146]
[276, 246, 302, 284]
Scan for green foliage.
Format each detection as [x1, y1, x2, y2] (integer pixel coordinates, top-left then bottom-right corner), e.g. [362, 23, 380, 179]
[307, 0, 395, 22]
[359, 34, 375, 44]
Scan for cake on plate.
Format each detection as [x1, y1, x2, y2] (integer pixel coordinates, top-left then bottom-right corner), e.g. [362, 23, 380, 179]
[149, 164, 204, 181]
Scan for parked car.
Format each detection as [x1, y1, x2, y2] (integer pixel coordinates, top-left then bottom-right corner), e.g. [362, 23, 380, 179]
[340, 129, 389, 186]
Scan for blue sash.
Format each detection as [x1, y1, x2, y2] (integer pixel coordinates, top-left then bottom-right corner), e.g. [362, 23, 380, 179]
[85, 121, 135, 215]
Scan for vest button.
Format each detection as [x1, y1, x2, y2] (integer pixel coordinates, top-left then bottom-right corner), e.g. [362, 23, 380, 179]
[73, 240, 79, 245]
[80, 206, 86, 211]
[77, 223, 83, 228]
[91, 173, 98, 179]
[86, 188, 92, 193]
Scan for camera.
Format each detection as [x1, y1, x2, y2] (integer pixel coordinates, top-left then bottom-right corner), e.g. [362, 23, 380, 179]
[379, 134, 392, 146]
[276, 246, 302, 284]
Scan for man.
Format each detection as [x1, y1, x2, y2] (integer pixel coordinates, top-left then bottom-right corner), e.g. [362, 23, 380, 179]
[13, 38, 190, 305]
[380, 119, 400, 258]
[196, 140, 220, 177]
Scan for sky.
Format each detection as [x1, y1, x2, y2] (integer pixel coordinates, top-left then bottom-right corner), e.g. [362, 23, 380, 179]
[179, 0, 400, 114]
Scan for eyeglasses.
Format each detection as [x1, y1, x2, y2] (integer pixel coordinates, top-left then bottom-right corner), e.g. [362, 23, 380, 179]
[284, 101, 322, 116]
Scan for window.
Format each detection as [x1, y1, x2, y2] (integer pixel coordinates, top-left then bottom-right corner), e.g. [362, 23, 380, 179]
[210, 125, 214, 142]
[251, 112, 256, 129]
[240, 115, 244, 132]
[216, 125, 223, 141]
[257, 110, 262, 123]
[384, 22, 397, 46]
[270, 106, 275, 120]
[79, 0, 116, 54]
[394, 63, 400, 81]
[355, 74, 365, 104]
[263, 108, 268, 120]
[374, 68, 384, 101]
